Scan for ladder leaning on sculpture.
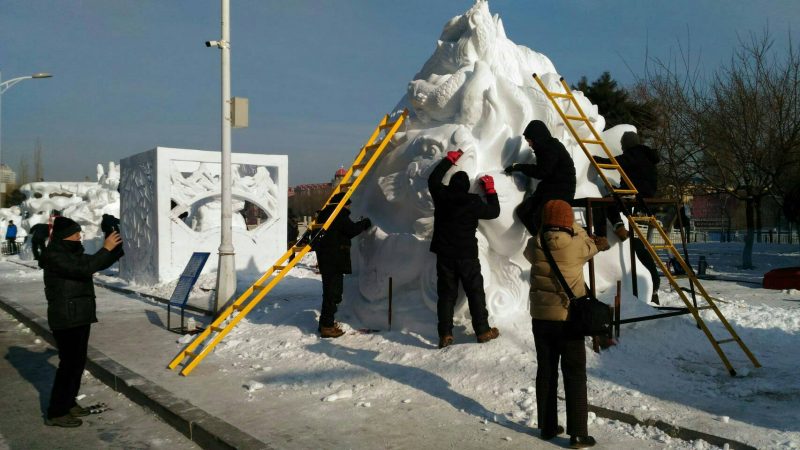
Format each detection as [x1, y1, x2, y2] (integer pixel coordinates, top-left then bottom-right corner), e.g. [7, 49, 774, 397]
[167, 109, 409, 376]
[532, 73, 760, 376]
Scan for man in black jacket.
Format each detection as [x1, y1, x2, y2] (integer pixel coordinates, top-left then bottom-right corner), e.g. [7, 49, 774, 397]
[38, 217, 122, 427]
[505, 120, 576, 235]
[313, 192, 371, 338]
[592, 131, 662, 303]
[429, 149, 501, 349]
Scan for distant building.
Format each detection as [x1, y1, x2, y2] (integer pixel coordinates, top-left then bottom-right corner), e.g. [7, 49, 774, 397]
[0, 164, 16, 184]
[287, 166, 349, 217]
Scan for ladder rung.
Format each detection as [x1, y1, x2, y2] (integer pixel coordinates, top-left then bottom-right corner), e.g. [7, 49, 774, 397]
[580, 139, 604, 145]
[232, 303, 246, 311]
[716, 338, 737, 345]
[337, 183, 352, 191]
[613, 189, 638, 194]
[696, 305, 714, 311]
[273, 265, 287, 272]
[353, 164, 366, 170]
[631, 216, 652, 222]
[293, 245, 306, 252]
[565, 114, 588, 122]
[549, 92, 572, 99]
[364, 143, 381, 152]
[184, 351, 198, 358]
[309, 223, 324, 230]
[379, 121, 399, 130]
[597, 163, 620, 169]
[209, 325, 223, 333]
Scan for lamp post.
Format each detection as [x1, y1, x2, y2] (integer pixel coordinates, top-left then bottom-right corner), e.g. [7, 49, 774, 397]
[206, 1, 236, 312]
[0, 71, 52, 203]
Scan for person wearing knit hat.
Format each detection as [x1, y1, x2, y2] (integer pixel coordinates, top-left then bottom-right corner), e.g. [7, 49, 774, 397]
[428, 149, 501, 348]
[312, 191, 371, 338]
[523, 200, 599, 448]
[591, 130, 660, 244]
[505, 120, 576, 234]
[38, 217, 123, 428]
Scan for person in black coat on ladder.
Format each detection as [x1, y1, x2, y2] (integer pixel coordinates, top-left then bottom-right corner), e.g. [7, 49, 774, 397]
[428, 149, 501, 349]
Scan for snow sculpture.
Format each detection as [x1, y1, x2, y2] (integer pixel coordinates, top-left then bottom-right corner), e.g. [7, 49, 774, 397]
[119, 148, 287, 310]
[349, 0, 652, 329]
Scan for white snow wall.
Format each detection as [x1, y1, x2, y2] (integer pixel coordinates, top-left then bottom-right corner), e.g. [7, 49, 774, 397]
[119, 147, 287, 310]
[348, 0, 653, 328]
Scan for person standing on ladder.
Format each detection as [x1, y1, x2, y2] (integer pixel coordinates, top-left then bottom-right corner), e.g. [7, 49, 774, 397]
[428, 149, 501, 349]
[592, 131, 662, 303]
[505, 120, 576, 235]
[312, 192, 372, 338]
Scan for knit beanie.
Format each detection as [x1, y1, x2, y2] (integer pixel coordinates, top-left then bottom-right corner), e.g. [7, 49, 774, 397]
[542, 200, 573, 229]
[449, 171, 470, 193]
[52, 217, 82, 240]
[621, 131, 640, 150]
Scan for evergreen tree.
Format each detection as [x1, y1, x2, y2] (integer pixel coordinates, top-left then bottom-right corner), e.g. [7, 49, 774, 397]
[573, 72, 657, 133]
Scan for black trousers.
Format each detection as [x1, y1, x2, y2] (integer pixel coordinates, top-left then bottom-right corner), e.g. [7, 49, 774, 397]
[5, 238, 17, 254]
[32, 239, 46, 260]
[48, 324, 91, 419]
[319, 269, 343, 328]
[532, 319, 588, 437]
[632, 237, 661, 290]
[436, 257, 490, 337]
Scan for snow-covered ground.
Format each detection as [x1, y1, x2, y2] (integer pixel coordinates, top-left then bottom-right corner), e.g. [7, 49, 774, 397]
[81, 242, 799, 448]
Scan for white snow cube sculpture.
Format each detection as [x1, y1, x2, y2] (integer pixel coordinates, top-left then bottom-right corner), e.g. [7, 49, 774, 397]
[119, 147, 287, 299]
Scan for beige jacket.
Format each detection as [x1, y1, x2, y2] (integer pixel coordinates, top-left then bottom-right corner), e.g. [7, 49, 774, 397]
[524, 222, 599, 321]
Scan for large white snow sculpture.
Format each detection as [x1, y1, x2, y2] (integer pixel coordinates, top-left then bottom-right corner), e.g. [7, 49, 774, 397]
[348, 0, 653, 330]
[119, 148, 287, 309]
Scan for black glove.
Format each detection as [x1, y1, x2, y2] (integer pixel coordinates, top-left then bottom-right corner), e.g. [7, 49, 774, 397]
[503, 164, 517, 175]
[360, 218, 372, 230]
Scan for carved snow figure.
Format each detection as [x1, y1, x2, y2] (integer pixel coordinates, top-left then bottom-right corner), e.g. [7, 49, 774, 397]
[348, 0, 652, 332]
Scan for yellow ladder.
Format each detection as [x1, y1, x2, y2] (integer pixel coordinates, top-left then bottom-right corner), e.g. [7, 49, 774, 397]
[532, 74, 760, 376]
[168, 109, 408, 376]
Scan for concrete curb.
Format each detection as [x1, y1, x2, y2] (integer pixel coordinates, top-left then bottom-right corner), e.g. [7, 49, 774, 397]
[0, 295, 271, 450]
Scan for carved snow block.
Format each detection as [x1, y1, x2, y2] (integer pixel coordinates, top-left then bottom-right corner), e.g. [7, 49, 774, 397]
[119, 147, 288, 297]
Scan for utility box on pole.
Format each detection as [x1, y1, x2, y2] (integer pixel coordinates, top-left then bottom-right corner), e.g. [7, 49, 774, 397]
[231, 97, 249, 128]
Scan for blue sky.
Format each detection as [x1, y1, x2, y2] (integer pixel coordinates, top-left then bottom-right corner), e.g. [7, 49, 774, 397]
[1, 0, 798, 185]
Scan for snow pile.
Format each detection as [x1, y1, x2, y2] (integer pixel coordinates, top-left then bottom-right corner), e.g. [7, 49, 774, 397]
[349, 0, 650, 333]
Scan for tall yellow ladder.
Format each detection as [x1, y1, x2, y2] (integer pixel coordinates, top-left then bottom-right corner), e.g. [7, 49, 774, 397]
[532, 74, 760, 376]
[168, 109, 408, 376]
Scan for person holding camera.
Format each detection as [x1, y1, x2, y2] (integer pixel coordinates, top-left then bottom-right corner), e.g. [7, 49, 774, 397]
[428, 149, 501, 349]
[312, 192, 371, 338]
[38, 217, 123, 427]
[523, 200, 598, 448]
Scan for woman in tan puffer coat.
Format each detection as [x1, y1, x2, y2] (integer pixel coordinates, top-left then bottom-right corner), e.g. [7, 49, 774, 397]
[523, 200, 599, 449]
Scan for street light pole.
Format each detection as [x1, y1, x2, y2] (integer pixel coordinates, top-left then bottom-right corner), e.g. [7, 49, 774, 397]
[0, 71, 52, 203]
[206, 0, 236, 312]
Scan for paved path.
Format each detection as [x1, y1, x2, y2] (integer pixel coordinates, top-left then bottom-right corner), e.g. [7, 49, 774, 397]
[0, 308, 198, 450]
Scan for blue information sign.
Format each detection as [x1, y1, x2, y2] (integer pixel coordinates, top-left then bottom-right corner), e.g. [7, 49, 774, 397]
[167, 252, 210, 333]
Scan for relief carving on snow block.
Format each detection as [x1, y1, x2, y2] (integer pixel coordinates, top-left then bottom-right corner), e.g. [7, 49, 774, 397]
[120, 148, 287, 297]
[349, 0, 650, 329]
[119, 158, 157, 283]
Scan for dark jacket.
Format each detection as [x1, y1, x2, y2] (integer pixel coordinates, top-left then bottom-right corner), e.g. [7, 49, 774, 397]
[100, 214, 124, 257]
[38, 240, 120, 330]
[516, 122, 576, 201]
[314, 206, 367, 274]
[428, 158, 500, 259]
[30, 223, 50, 242]
[594, 144, 660, 197]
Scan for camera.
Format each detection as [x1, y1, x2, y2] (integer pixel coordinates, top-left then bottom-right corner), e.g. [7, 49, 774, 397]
[205, 40, 219, 48]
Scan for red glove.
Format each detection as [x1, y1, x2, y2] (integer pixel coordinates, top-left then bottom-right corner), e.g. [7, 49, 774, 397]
[445, 149, 464, 164]
[479, 175, 496, 194]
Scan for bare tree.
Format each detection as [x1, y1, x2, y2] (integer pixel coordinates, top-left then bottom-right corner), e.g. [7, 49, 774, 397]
[34, 138, 44, 181]
[18, 155, 29, 186]
[700, 31, 800, 268]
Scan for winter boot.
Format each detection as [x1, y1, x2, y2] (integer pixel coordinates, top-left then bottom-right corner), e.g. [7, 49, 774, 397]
[613, 223, 629, 241]
[476, 327, 500, 343]
[569, 435, 596, 448]
[319, 323, 345, 338]
[438, 335, 454, 349]
[651, 293, 660, 305]
[45, 414, 83, 428]
[540, 425, 564, 441]
[69, 405, 90, 417]
[594, 236, 610, 251]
